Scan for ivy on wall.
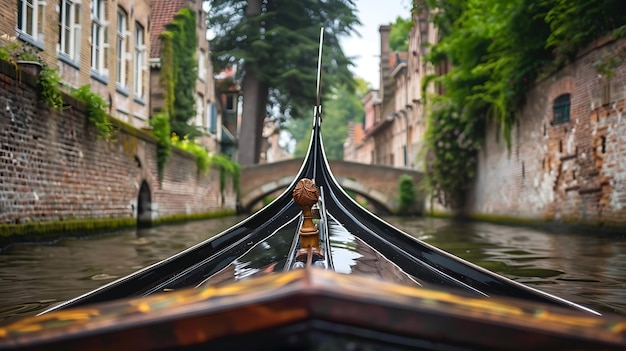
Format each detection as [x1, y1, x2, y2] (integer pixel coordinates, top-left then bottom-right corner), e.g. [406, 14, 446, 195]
[160, 8, 199, 140]
[419, 0, 626, 210]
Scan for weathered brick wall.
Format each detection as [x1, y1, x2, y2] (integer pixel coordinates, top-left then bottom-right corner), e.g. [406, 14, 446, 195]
[467, 36, 626, 225]
[0, 60, 235, 226]
[0, 2, 16, 44]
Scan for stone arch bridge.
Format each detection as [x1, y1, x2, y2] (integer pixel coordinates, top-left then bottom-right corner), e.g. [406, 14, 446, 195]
[239, 159, 424, 214]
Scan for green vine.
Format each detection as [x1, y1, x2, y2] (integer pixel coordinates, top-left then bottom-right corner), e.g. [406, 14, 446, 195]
[210, 153, 241, 196]
[0, 41, 64, 110]
[171, 133, 210, 174]
[171, 134, 240, 197]
[70, 85, 116, 139]
[422, 0, 626, 210]
[150, 112, 172, 179]
[37, 66, 64, 110]
[160, 8, 199, 140]
[397, 175, 417, 215]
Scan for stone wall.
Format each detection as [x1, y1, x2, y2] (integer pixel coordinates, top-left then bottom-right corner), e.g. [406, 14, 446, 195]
[467, 36, 626, 226]
[0, 60, 235, 229]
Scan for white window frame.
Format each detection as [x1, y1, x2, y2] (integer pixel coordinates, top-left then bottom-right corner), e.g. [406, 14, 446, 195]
[198, 49, 206, 81]
[17, 0, 46, 43]
[133, 22, 146, 99]
[115, 7, 128, 88]
[196, 94, 204, 128]
[59, 0, 81, 61]
[91, 0, 108, 76]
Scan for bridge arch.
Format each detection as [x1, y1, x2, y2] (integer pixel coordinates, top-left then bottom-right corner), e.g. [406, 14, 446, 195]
[239, 176, 394, 214]
[239, 159, 423, 214]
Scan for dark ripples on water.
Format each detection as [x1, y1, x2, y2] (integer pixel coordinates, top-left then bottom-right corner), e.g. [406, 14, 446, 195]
[1, 215, 625, 322]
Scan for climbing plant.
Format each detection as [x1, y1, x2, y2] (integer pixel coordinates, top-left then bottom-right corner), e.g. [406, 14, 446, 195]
[150, 112, 171, 179]
[397, 175, 417, 215]
[160, 8, 199, 139]
[38, 66, 64, 110]
[420, 0, 626, 210]
[171, 133, 210, 174]
[0, 41, 64, 110]
[210, 153, 241, 199]
[70, 85, 115, 139]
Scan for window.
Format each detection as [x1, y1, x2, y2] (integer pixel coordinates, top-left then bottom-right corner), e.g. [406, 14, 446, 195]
[17, 0, 46, 43]
[91, 0, 108, 75]
[133, 22, 146, 98]
[198, 49, 206, 81]
[226, 94, 235, 112]
[552, 94, 570, 125]
[59, 0, 81, 61]
[208, 103, 217, 134]
[116, 8, 128, 87]
[196, 94, 204, 128]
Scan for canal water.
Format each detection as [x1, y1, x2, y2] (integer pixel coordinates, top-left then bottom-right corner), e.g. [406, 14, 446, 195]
[0, 216, 625, 322]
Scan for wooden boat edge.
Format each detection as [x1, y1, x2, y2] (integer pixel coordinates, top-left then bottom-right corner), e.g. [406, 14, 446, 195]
[0, 268, 624, 350]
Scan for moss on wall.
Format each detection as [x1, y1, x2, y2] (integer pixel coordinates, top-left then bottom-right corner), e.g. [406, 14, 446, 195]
[0, 210, 237, 249]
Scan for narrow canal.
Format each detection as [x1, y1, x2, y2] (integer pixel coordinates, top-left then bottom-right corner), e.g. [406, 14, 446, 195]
[0, 216, 625, 322]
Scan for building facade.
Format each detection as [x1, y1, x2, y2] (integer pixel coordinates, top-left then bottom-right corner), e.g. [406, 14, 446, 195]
[1, 0, 152, 129]
[149, 0, 221, 152]
[345, 9, 438, 170]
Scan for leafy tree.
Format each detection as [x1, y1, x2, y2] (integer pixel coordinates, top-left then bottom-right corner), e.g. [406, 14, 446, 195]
[161, 8, 199, 139]
[389, 16, 412, 51]
[288, 77, 368, 159]
[208, 0, 360, 165]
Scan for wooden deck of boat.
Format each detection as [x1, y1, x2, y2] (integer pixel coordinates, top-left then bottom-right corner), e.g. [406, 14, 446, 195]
[0, 268, 624, 351]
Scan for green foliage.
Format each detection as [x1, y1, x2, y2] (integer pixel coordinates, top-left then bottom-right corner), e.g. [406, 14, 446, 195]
[287, 79, 366, 159]
[389, 16, 412, 51]
[150, 112, 172, 179]
[210, 153, 241, 195]
[397, 175, 417, 215]
[161, 8, 199, 139]
[37, 66, 64, 110]
[422, 0, 626, 209]
[542, 0, 626, 60]
[172, 134, 210, 174]
[70, 85, 115, 139]
[0, 41, 64, 110]
[209, 0, 360, 121]
[0, 41, 40, 62]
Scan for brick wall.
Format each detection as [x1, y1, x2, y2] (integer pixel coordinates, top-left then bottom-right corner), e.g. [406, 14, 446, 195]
[0, 60, 235, 226]
[466, 36, 626, 226]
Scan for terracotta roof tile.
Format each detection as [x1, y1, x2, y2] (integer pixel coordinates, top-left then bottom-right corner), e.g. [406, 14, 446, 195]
[353, 123, 364, 145]
[150, 0, 186, 58]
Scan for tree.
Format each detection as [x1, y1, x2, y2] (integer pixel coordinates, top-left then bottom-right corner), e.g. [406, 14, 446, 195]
[208, 0, 360, 165]
[287, 77, 368, 159]
[389, 16, 412, 51]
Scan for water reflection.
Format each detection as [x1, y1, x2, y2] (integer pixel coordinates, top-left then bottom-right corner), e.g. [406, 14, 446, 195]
[0, 215, 625, 322]
[386, 217, 626, 315]
[0, 217, 244, 322]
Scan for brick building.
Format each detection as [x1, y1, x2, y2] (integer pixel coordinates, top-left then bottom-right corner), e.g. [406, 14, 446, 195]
[467, 36, 626, 225]
[345, 9, 438, 170]
[1, 0, 151, 129]
[149, 0, 221, 153]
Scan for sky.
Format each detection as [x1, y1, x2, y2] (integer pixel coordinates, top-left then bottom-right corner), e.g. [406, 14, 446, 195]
[342, 0, 413, 89]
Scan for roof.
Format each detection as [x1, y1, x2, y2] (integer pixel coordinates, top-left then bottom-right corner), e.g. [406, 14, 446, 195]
[351, 122, 365, 146]
[388, 52, 408, 69]
[150, 0, 186, 59]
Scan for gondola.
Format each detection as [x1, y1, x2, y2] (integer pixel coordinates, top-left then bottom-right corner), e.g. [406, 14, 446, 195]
[0, 30, 624, 351]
